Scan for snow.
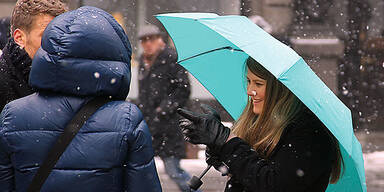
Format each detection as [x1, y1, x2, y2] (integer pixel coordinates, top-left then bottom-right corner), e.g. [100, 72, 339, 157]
[364, 151, 384, 191]
[364, 151, 384, 171]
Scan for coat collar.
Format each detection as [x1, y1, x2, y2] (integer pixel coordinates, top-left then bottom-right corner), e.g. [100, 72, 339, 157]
[1, 38, 32, 82]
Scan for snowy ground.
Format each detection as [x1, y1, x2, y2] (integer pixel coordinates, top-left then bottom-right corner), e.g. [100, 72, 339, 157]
[155, 157, 227, 192]
[363, 151, 384, 192]
[357, 131, 384, 191]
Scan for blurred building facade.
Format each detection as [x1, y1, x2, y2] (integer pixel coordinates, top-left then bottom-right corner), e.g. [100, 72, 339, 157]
[243, 0, 384, 131]
[0, 0, 383, 130]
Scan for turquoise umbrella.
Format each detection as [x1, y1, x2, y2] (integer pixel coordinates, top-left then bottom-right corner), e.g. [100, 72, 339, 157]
[156, 13, 366, 192]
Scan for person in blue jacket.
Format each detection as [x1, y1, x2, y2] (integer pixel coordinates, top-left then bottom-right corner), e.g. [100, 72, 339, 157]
[0, 6, 161, 192]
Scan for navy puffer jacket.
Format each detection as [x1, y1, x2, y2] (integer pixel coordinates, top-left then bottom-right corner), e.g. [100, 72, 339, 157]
[0, 6, 161, 192]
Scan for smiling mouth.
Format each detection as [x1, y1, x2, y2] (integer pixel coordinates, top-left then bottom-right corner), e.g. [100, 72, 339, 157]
[252, 99, 262, 104]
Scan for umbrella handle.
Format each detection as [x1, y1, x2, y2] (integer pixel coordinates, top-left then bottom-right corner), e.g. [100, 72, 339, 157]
[188, 165, 212, 190]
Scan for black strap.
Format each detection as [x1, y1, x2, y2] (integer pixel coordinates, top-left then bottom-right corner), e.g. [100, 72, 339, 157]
[27, 97, 112, 192]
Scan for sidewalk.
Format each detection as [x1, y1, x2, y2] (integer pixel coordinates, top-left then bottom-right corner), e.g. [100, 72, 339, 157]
[356, 131, 384, 192]
[363, 151, 384, 192]
[155, 157, 226, 192]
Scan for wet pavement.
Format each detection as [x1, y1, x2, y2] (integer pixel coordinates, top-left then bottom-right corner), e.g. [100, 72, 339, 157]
[156, 131, 384, 192]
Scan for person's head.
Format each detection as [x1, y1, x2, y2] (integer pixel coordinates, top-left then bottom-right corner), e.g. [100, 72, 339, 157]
[234, 56, 304, 156]
[11, 0, 68, 58]
[138, 24, 165, 57]
[233, 56, 343, 183]
[29, 6, 132, 100]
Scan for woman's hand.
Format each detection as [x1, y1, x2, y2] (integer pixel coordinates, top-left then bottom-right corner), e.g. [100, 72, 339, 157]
[177, 104, 230, 149]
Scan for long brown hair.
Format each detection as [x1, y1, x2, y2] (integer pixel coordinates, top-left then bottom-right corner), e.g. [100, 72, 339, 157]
[232, 57, 343, 183]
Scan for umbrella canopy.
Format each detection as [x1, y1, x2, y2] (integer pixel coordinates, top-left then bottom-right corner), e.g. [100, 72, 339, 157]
[156, 13, 366, 192]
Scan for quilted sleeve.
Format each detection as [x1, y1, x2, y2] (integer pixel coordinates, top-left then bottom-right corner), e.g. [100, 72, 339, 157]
[123, 104, 162, 192]
[0, 107, 14, 191]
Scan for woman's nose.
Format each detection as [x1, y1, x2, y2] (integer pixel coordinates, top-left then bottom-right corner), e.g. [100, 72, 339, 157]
[247, 88, 257, 96]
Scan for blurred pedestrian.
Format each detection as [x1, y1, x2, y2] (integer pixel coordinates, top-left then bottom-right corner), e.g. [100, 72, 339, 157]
[178, 56, 344, 192]
[0, 0, 68, 110]
[0, 6, 161, 192]
[137, 24, 196, 192]
[0, 17, 11, 50]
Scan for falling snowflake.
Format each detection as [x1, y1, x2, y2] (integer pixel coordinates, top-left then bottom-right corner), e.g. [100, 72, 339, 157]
[94, 72, 100, 78]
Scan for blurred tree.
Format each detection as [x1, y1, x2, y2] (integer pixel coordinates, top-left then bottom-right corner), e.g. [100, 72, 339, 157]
[342, 0, 372, 129]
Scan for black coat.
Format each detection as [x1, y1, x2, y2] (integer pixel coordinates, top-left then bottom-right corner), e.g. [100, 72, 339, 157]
[138, 47, 190, 158]
[214, 110, 337, 192]
[0, 38, 33, 110]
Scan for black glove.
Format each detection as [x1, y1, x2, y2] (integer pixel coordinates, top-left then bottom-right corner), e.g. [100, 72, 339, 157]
[177, 104, 230, 149]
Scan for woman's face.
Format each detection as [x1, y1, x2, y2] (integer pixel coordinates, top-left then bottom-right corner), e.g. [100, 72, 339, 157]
[246, 68, 267, 115]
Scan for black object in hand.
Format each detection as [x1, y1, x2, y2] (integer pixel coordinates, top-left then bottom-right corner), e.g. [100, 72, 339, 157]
[188, 165, 212, 191]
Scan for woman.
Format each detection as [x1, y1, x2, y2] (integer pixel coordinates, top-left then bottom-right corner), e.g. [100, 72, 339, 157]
[0, 6, 161, 192]
[178, 56, 343, 192]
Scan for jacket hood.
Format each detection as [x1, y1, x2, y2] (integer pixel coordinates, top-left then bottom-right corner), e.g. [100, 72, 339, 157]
[29, 6, 132, 99]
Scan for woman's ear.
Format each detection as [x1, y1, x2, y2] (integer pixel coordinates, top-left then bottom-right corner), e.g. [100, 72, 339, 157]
[13, 28, 26, 49]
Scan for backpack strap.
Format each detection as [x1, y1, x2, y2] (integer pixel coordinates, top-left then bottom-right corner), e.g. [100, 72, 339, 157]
[27, 97, 112, 192]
